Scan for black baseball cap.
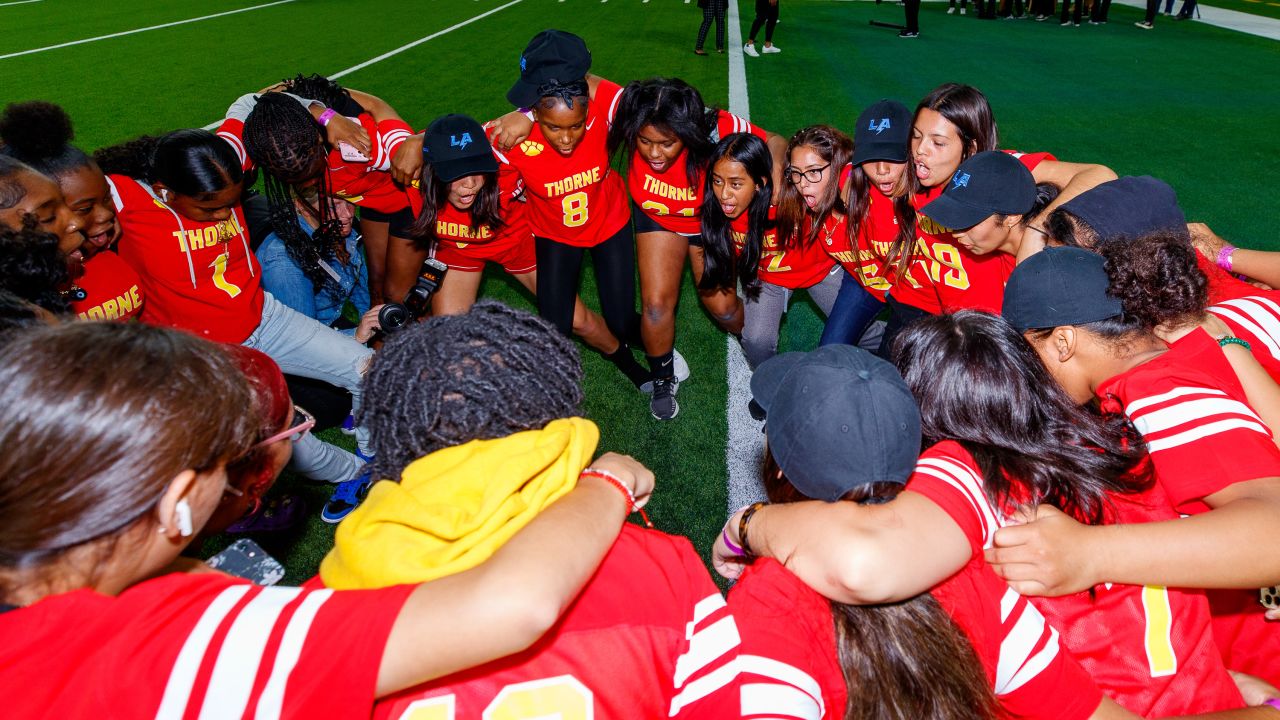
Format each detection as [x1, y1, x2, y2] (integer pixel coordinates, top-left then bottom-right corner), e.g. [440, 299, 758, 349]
[423, 114, 497, 183]
[506, 30, 592, 108]
[851, 99, 912, 166]
[920, 151, 1036, 231]
[1001, 246, 1123, 332]
[751, 345, 921, 502]
[1058, 176, 1188, 243]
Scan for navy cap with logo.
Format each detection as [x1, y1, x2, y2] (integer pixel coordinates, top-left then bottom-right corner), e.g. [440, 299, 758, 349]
[851, 99, 912, 166]
[1058, 176, 1188, 244]
[423, 114, 497, 183]
[507, 29, 592, 108]
[751, 345, 921, 502]
[920, 151, 1036, 231]
[1001, 246, 1123, 332]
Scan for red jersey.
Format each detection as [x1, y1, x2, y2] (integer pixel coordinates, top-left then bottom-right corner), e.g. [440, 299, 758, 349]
[729, 557, 1101, 720]
[218, 113, 415, 214]
[891, 151, 1053, 314]
[733, 208, 836, 290]
[499, 81, 630, 247]
[1196, 249, 1259, 305]
[1098, 328, 1280, 514]
[110, 175, 264, 343]
[374, 526, 740, 720]
[71, 249, 144, 321]
[0, 572, 413, 719]
[906, 440, 1244, 717]
[626, 110, 764, 234]
[1208, 291, 1280, 383]
[829, 184, 900, 299]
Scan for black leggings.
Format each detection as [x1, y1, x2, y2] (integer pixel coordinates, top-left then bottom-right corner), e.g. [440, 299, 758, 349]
[536, 225, 639, 342]
[749, 0, 779, 42]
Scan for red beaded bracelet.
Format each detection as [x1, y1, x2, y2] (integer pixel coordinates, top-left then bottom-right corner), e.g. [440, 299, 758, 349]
[580, 468, 654, 528]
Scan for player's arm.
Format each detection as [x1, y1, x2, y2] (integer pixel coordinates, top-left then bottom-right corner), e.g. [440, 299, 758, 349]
[765, 131, 789, 202]
[712, 491, 971, 604]
[1192, 222, 1280, 290]
[987, 476, 1280, 596]
[375, 452, 653, 696]
[1029, 159, 1117, 220]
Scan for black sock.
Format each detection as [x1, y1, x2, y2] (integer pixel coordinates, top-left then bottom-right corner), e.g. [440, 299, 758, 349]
[647, 350, 676, 381]
[605, 344, 650, 388]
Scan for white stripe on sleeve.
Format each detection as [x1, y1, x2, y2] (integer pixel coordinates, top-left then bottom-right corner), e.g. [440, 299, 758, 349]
[994, 590, 1060, 695]
[197, 587, 304, 719]
[155, 585, 253, 720]
[914, 457, 1002, 547]
[253, 590, 334, 720]
[673, 614, 740, 688]
[740, 682, 822, 719]
[1123, 386, 1226, 416]
[1144, 418, 1271, 452]
[1211, 297, 1280, 359]
[1131, 396, 1263, 437]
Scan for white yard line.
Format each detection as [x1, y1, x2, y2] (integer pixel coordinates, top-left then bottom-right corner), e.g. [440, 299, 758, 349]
[201, 1, 525, 131]
[725, 0, 769, 515]
[0, 0, 297, 61]
[0, 0, 44, 8]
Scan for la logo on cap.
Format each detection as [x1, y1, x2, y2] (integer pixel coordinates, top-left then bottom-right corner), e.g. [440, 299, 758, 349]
[952, 172, 970, 189]
[869, 118, 891, 134]
[451, 133, 473, 150]
[520, 56, 527, 71]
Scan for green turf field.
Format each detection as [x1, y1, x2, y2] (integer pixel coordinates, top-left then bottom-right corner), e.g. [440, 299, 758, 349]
[5, 0, 1277, 583]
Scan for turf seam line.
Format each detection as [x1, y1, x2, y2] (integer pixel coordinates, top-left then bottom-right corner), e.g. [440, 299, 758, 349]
[0, 0, 298, 61]
[200, 0, 525, 131]
[725, 0, 768, 517]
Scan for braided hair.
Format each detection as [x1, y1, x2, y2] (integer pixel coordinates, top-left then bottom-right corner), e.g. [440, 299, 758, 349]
[360, 300, 584, 481]
[242, 93, 344, 290]
[281, 74, 357, 112]
[535, 79, 590, 112]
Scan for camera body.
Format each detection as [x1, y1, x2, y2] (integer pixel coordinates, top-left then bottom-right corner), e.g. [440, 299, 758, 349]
[378, 258, 449, 332]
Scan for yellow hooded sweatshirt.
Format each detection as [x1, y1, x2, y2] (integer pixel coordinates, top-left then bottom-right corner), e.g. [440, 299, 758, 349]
[320, 417, 599, 590]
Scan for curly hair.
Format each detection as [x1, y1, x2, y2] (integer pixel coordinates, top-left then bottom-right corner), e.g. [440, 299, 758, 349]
[359, 300, 584, 481]
[0, 101, 94, 180]
[775, 125, 853, 251]
[242, 93, 343, 290]
[606, 77, 717, 189]
[0, 220, 71, 314]
[1097, 230, 1207, 332]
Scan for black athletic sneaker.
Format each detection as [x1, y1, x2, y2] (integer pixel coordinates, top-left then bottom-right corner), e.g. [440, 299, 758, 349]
[650, 377, 680, 420]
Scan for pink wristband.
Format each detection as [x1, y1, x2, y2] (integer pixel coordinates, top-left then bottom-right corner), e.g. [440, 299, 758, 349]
[721, 528, 745, 557]
[1264, 698, 1280, 712]
[1216, 245, 1236, 273]
[317, 108, 337, 126]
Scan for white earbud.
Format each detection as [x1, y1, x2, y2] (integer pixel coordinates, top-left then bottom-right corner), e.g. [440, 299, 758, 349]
[175, 499, 194, 538]
[160, 189, 170, 202]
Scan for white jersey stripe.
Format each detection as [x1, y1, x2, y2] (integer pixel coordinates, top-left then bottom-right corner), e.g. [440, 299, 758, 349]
[1213, 297, 1280, 359]
[1145, 417, 1271, 452]
[253, 590, 333, 720]
[1124, 385, 1226, 416]
[217, 131, 247, 166]
[999, 586, 1018, 622]
[1000, 627, 1061, 695]
[668, 658, 739, 716]
[915, 457, 1001, 546]
[740, 683, 822, 720]
[737, 655, 826, 716]
[994, 598, 1050, 695]
[673, 615, 740, 688]
[1131, 396, 1263, 435]
[155, 585, 253, 720]
[689, 592, 728, 629]
[1211, 305, 1280, 360]
[197, 587, 303, 719]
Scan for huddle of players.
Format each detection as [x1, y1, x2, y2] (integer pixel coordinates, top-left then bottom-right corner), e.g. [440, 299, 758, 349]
[9, 23, 1280, 719]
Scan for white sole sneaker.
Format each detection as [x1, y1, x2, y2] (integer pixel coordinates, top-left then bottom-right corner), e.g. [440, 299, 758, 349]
[761, 45, 781, 53]
[640, 348, 691, 394]
[743, 43, 760, 57]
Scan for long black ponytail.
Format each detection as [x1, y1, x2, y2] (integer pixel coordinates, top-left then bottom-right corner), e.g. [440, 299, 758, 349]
[699, 133, 770, 300]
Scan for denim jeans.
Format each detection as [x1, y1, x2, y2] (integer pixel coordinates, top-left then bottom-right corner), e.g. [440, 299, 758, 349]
[818, 270, 886, 347]
[256, 228, 370, 334]
[243, 292, 374, 456]
[742, 266, 842, 369]
[291, 432, 360, 483]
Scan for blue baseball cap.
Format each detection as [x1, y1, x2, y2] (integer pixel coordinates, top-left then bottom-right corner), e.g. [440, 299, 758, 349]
[424, 114, 497, 182]
[751, 345, 921, 502]
[920, 151, 1036, 231]
[1058, 176, 1188, 244]
[1001, 246, 1123, 332]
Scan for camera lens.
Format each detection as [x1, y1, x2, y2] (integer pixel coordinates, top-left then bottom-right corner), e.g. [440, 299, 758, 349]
[378, 303, 411, 331]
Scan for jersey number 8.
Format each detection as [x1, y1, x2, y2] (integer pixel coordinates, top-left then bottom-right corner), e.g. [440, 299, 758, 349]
[562, 192, 589, 228]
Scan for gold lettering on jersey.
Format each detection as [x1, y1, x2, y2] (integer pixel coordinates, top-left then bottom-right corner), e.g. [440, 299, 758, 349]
[435, 220, 493, 240]
[641, 175, 696, 202]
[76, 285, 142, 321]
[173, 216, 243, 253]
[917, 214, 949, 236]
[544, 167, 602, 197]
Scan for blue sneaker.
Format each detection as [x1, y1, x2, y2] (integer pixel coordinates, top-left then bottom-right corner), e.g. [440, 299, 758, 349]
[339, 412, 356, 436]
[321, 465, 373, 524]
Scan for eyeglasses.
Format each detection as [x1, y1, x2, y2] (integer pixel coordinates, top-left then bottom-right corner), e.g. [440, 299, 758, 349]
[786, 164, 831, 185]
[252, 405, 316, 450]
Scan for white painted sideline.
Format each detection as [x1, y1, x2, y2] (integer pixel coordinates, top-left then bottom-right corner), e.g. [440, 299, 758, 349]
[1111, 0, 1280, 41]
[200, 1, 525, 131]
[0, 0, 298, 61]
[725, 0, 769, 515]
[0, 0, 43, 8]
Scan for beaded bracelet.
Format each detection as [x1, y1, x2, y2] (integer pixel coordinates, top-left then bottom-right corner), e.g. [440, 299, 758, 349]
[738, 502, 767, 559]
[317, 108, 337, 126]
[1218, 336, 1251, 352]
[580, 468, 654, 528]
